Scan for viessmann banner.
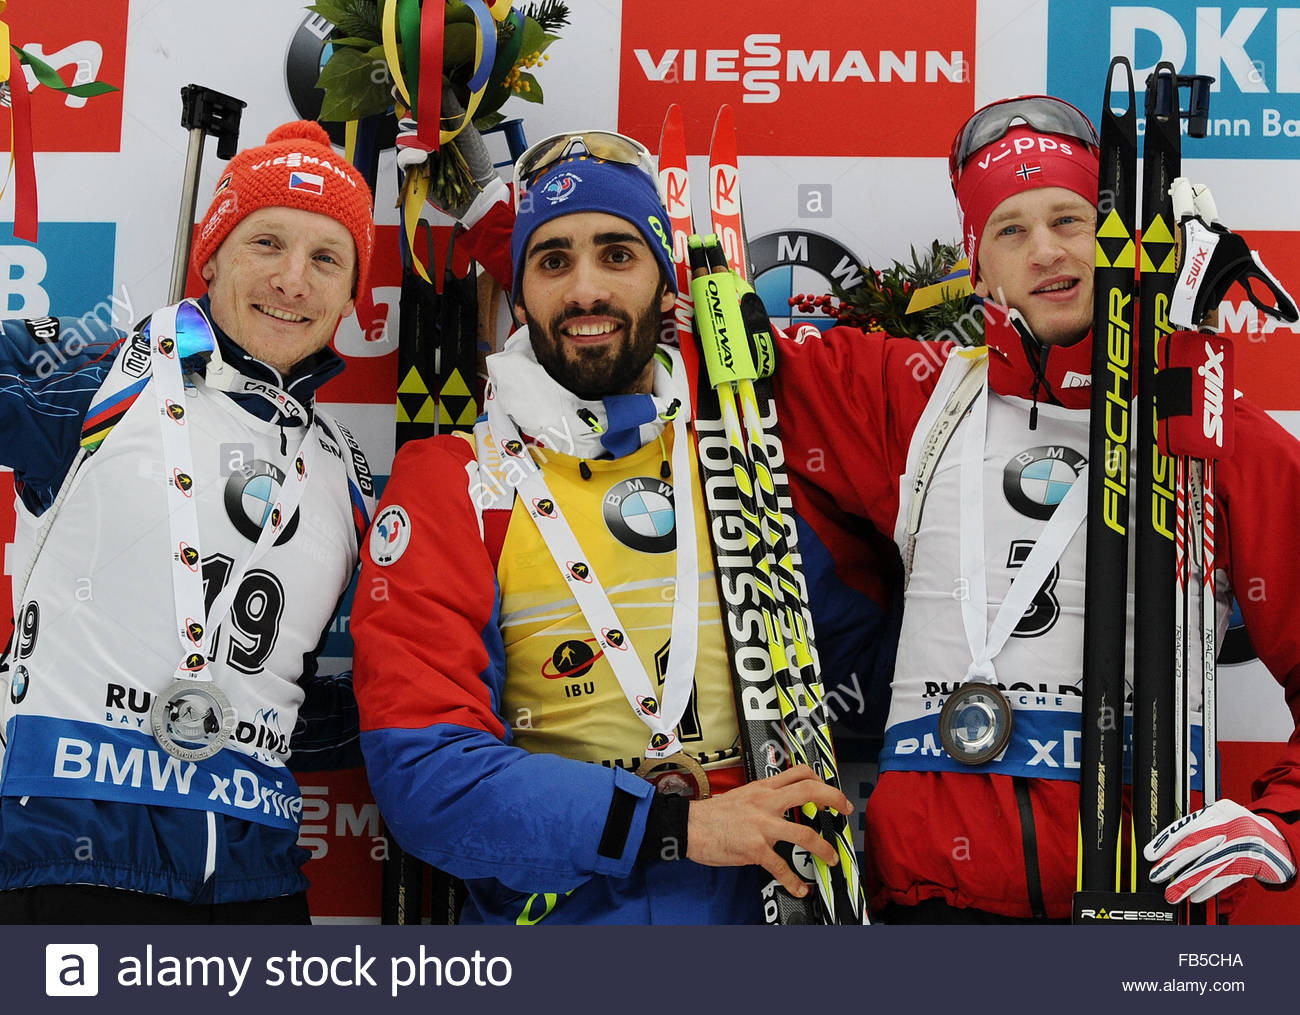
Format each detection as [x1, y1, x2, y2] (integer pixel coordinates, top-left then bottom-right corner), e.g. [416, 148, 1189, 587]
[617, 0, 975, 155]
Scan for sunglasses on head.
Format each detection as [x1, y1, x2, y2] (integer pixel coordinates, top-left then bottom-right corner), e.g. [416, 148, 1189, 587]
[949, 95, 1099, 187]
[512, 130, 662, 210]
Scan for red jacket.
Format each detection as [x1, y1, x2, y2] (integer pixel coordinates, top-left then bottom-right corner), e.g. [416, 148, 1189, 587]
[777, 310, 1300, 919]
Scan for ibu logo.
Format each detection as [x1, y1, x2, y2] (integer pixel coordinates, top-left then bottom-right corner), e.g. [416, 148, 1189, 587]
[1047, 3, 1300, 158]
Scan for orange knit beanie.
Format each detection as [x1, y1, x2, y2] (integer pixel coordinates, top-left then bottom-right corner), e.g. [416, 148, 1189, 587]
[191, 121, 375, 296]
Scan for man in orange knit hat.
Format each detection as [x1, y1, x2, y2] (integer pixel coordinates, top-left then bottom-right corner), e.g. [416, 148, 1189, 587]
[0, 122, 377, 923]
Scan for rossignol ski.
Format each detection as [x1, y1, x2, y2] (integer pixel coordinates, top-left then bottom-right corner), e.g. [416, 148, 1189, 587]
[706, 107, 866, 925]
[659, 104, 867, 924]
[658, 105, 819, 925]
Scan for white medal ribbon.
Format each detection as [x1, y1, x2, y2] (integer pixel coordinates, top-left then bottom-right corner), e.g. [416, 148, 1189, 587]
[958, 381, 1088, 684]
[149, 303, 319, 682]
[484, 360, 699, 760]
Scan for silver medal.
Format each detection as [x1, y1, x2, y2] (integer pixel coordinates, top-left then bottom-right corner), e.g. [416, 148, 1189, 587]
[151, 679, 237, 761]
[939, 683, 1014, 765]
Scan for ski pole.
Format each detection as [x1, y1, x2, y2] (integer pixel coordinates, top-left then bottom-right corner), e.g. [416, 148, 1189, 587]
[169, 85, 246, 304]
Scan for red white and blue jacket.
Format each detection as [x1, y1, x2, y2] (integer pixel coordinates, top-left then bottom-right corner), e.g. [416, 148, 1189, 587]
[352, 331, 895, 924]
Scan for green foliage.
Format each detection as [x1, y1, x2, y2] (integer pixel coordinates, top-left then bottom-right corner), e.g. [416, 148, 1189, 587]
[521, 1, 570, 32]
[315, 46, 392, 122]
[309, 0, 381, 41]
[807, 239, 983, 344]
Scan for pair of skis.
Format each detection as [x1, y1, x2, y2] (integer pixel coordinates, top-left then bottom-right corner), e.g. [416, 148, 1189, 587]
[1076, 56, 1200, 924]
[1075, 58, 1297, 923]
[658, 105, 867, 925]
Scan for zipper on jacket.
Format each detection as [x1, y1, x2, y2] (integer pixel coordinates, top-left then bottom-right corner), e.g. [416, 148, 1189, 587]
[1012, 776, 1048, 919]
[203, 810, 217, 884]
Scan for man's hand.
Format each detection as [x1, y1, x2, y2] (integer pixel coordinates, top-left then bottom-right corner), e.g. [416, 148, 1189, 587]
[686, 765, 852, 897]
[397, 86, 497, 222]
[1168, 177, 1298, 330]
[1145, 798, 1297, 904]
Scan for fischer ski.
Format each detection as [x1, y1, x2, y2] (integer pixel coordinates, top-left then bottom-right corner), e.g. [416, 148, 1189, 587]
[384, 230, 480, 926]
[1075, 60, 1222, 925]
[1131, 61, 1183, 907]
[1077, 57, 1137, 904]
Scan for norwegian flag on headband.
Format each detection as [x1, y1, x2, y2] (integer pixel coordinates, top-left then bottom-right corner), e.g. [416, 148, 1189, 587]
[289, 171, 325, 195]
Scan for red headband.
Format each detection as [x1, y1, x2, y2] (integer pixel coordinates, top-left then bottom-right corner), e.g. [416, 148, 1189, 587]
[955, 127, 1099, 281]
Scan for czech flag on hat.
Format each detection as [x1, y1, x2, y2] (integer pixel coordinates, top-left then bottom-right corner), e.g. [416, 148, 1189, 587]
[289, 171, 325, 195]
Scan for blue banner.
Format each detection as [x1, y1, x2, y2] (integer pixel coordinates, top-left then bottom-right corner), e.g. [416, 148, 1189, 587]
[1, 715, 301, 830]
[881, 709, 1205, 790]
[1047, 2, 1300, 159]
[0, 222, 116, 319]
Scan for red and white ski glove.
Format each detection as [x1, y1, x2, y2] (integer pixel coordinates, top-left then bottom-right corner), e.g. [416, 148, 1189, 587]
[1145, 799, 1297, 904]
[1168, 177, 1298, 330]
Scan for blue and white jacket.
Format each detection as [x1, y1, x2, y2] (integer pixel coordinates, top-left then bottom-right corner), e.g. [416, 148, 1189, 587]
[0, 298, 370, 904]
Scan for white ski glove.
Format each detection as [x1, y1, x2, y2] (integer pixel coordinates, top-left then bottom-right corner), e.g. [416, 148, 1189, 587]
[396, 85, 498, 221]
[1145, 798, 1297, 904]
[1168, 177, 1299, 330]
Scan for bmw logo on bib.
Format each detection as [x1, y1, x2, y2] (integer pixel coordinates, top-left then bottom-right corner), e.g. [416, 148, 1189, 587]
[9, 665, 30, 705]
[224, 461, 300, 545]
[603, 477, 676, 554]
[1003, 445, 1086, 520]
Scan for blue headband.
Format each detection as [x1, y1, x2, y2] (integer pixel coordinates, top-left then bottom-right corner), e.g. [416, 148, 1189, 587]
[511, 157, 678, 306]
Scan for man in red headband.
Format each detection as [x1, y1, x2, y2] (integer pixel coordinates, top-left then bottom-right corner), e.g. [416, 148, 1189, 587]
[775, 95, 1300, 922]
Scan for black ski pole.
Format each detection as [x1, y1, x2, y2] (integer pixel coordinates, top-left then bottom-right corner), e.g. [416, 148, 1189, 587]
[169, 85, 245, 303]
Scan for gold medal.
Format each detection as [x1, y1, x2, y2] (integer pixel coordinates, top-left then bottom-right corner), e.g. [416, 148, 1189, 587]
[635, 752, 712, 800]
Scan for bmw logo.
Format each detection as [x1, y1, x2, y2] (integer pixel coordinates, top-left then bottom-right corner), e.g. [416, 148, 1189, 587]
[603, 477, 676, 553]
[1003, 445, 1087, 520]
[749, 230, 866, 332]
[10, 665, 29, 704]
[223, 461, 300, 544]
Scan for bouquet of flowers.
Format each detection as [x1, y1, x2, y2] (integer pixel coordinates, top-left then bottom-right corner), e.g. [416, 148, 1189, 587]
[309, 0, 568, 211]
[792, 239, 982, 344]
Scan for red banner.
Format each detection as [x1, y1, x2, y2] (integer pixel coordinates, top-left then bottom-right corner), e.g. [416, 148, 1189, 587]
[300, 768, 385, 921]
[1, 1, 127, 152]
[1222, 231, 1300, 412]
[618, 0, 975, 156]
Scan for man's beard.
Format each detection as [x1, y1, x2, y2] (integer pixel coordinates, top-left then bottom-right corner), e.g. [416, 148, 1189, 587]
[526, 292, 663, 401]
